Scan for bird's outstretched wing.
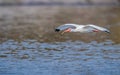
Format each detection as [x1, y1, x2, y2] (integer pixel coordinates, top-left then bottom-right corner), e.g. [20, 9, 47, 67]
[55, 24, 76, 32]
[83, 24, 110, 33]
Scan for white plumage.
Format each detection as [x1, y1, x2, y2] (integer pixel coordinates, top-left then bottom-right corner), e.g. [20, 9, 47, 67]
[55, 24, 110, 34]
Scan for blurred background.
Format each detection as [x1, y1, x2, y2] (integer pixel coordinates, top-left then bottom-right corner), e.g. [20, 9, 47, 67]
[0, 0, 120, 75]
[0, 0, 120, 43]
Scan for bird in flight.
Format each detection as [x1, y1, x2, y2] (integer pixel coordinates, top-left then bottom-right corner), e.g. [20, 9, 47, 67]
[55, 24, 110, 35]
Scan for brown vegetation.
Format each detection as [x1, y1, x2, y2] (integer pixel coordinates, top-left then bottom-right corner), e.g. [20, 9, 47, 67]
[0, 6, 120, 43]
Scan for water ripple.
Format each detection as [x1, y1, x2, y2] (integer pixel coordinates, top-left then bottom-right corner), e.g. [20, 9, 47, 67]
[0, 40, 120, 75]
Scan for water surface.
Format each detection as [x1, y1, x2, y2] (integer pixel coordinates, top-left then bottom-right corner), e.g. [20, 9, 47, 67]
[0, 40, 120, 75]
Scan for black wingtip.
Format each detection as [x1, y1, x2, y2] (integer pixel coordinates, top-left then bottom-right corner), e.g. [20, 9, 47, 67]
[55, 29, 60, 32]
[105, 30, 111, 34]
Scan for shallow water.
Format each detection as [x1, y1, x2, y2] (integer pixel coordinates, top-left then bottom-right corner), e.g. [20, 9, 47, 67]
[0, 39, 120, 75]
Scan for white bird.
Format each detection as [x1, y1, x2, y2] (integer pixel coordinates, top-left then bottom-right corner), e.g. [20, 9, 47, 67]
[55, 24, 110, 34]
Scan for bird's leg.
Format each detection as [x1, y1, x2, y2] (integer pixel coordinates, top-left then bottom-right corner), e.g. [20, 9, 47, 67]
[92, 29, 99, 32]
[61, 28, 71, 35]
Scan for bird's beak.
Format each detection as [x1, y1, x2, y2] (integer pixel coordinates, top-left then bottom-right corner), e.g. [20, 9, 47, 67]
[61, 32, 65, 35]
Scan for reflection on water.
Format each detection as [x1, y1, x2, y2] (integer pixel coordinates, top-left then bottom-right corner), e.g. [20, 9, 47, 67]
[0, 40, 120, 75]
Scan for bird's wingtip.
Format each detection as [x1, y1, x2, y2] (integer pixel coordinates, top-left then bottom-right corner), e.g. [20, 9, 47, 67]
[104, 30, 111, 34]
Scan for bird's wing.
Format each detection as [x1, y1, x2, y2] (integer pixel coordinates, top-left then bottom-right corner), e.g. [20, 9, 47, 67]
[83, 24, 110, 33]
[55, 24, 76, 32]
